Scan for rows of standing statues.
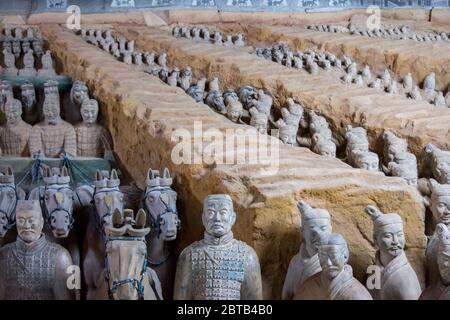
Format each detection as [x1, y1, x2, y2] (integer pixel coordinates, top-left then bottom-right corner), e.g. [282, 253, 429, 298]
[0, 25, 450, 300]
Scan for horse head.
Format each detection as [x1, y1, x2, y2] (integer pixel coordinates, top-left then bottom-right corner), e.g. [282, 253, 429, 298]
[0, 166, 25, 238]
[142, 168, 180, 241]
[92, 169, 124, 232]
[104, 208, 151, 300]
[37, 166, 74, 238]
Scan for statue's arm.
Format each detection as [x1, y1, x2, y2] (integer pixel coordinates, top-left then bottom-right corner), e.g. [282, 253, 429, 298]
[241, 248, 263, 300]
[64, 126, 77, 157]
[173, 248, 191, 300]
[54, 249, 76, 300]
[281, 256, 297, 300]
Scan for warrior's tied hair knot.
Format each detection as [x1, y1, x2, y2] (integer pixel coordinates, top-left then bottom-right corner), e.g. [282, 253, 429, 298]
[297, 201, 331, 226]
[365, 205, 403, 243]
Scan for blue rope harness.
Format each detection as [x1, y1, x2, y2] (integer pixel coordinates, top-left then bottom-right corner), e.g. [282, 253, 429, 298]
[39, 185, 75, 231]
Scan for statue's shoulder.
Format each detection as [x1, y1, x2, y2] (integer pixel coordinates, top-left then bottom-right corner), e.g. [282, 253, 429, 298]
[233, 239, 256, 255]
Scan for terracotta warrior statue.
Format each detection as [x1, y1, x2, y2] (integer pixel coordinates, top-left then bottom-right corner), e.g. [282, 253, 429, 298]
[282, 201, 332, 300]
[0, 200, 75, 300]
[3, 49, 18, 76]
[425, 179, 450, 286]
[421, 224, 450, 300]
[65, 80, 89, 124]
[0, 98, 32, 157]
[21, 81, 38, 124]
[364, 205, 422, 300]
[174, 194, 262, 300]
[37, 50, 57, 77]
[224, 90, 243, 122]
[19, 49, 37, 77]
[294, 233, 372, 300]
[29, 94, 77, 158]
[75, 99, 112, 158]
[0, 80, 13, 113]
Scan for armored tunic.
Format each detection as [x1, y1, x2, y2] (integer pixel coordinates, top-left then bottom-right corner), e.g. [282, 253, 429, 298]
[182, 232, 253, 300]
[0, 236, 60, 300]
[0, 121, 32, 156]
[29, 120, 76, 157]
[74, 124, 110, 158]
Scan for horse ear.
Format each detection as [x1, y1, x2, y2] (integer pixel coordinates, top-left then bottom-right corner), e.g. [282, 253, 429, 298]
[111, 169, 118, 180]
[95, 170, 102, 181]
[61, 166, 69, 177]
[135, 209, 146, 229]
[147, 168, 153, 180]
[6, 165, 13, 176]
[163, 168, 171, 179]
[44, 167, 51, 178]
[112, 208, 122, 227]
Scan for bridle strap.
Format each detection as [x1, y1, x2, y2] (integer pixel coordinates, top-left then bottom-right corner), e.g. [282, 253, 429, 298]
[104, 237, 148, 300]
[0, 184, 19, 229]
[41, 185, 74, 230]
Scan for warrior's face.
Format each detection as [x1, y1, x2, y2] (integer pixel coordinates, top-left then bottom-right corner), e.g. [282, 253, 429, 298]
[202, 199, 235, 238]
[16, 208, 44, 243]
[21, 86, 36, 109]
[4, 101, 22, 125]
[432, 195, 450, 226]
[81, 100, 99, 126]
[358, 156, 379, 171]
[377, 223, 405, 259]
[302, 218, 332, 256]
[319, 245, 347, 279]
[43, 98, 61, 125]
[72, 85, 89, 105]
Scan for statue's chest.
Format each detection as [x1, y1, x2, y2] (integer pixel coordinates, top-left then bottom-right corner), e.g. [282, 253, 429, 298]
[2, 245, 58, 299]
[190, 241, 246, 300]
[76, 127, 102, 155]
[0, 127, 27, 154]
[41, 126, 66, 148]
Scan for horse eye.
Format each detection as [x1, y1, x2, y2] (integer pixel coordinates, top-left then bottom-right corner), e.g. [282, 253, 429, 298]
[159, 217, 165, 225]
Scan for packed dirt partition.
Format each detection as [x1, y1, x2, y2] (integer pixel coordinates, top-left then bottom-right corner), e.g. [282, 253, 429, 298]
[114, 25, 450, 175]
[41, 24, 426, 299]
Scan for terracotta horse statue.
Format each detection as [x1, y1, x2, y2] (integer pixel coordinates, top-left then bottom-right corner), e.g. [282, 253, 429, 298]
[28, 166, 80, 267]
[75, 169, 124, 300]
[0, 166, 26, 246]
[95, 208, 163, 300]
[141, 168, 180, 299]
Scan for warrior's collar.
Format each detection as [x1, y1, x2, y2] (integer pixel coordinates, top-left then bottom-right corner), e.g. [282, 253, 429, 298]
[16, 235, 47, 254]
[204, 231, 234, 246]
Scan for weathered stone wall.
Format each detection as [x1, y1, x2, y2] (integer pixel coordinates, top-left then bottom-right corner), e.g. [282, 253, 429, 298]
[41, 24, 426, 299]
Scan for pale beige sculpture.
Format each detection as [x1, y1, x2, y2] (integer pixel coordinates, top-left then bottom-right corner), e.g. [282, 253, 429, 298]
[174, 194, 262, 300]
[3, 49, 17, 76]
[420, 224, 450, 300]
[0, 98, 32, 157]
[37, 50, 57, 77]
[282, 201, 332, 300]
[18, 49, 37, 77]
[0, 80, 13, 113]
[425, 179, 450, 286]
[75, 99, 112, 158]
[29, 95, 77, 158]
[294, 233, 372, 300]
[0, 200, 75, 300]
[365, 205, 422, 300]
